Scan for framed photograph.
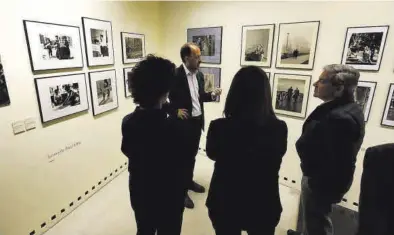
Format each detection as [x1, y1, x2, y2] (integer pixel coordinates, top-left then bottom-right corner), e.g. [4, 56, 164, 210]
[82, 17, 114, 67]
[88, 70, 118, 116]
[381, 83, 394, 127]
[34, 73, 89, 123]
[272, 73, 311, 118]
[355, 81, 377, 122]
[199, 67, 221, 102]
[123, 67, 133, 98]
[0, 55, 10, 107]
[23, 20, 84, 72]
[240, 24, 275, 67]
[187, 26, 223, 64]
[275, 21, 320, 70]
[341, 25, 389, 71]
[121, 32, 145, 64]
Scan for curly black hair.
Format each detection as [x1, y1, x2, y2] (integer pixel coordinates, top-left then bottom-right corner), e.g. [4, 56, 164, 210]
[128, 54, 175, 108]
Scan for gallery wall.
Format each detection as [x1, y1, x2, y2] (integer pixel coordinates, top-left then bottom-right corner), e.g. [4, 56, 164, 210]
[160, 1, 394, 212]
[0, 1, 162, 235]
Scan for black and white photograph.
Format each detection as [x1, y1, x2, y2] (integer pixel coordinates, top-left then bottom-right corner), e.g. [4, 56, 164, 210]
[35, 73, 89, 123]
[341, 26, 389, 71]
[272, 73, 311, 118]
[240, 24, 275, 67]
[89, 70, 118, 116]
[187, 27, 223, 64]
[355, 81, 376, 122]
[90, 28, 109, 57]
[121, 32, 145, 64]
[276, 21, 320, 70]
[199, 67, 221, 102]
[23, 20, 84, 72]
[381, 84, 394, 127]
[82, 17, 114, 67]
[0, 55, 10, 107]
[123, 67, 133, 98]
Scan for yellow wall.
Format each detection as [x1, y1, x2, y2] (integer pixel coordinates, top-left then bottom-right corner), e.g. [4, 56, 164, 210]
[0, 1, 161, 235]
[1, 1, 394, 235]
[160, 1, 394, 211]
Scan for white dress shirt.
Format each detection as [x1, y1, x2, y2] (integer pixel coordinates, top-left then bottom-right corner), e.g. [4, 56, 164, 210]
[183, 64, 202, 117]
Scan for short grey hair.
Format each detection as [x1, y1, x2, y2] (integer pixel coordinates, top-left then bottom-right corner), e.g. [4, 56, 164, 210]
[323, 64, 360, 100]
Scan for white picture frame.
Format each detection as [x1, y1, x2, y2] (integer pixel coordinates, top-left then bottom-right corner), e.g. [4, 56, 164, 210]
[123, 67, 133, 98]
[121, 32, 145, 64]
[381, 83, 394, 127]
[240, 24, 275, 67]
[272, 73, 311, 118]
[275, 21, 320, 70]
[341, 25, 389, 71]
[35, 73, 89, 123]
[82, 17, 114, 67]
[356, 81, 377, 122]
[23, 20, 84, 72]
[88, 70, 118, 116]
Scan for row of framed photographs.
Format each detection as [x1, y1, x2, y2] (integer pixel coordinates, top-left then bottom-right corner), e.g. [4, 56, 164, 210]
[266, 72, 394, 127]
[24, 17, 146, 72]
[189, 22, 390, 72]
[35, 70, 119, 123]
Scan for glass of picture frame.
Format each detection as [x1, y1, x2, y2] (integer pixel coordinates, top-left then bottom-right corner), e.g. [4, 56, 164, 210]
[381, 83, 394, 127]
[82, 17, 115, 67]
[34, 73, 89, 123]
[187, 26, 223, 64]
[23, 20, 84, 72]
[88, 69, 119, 116]
[356, 81, 377, 122]
[123, 67, 133, 98]
[275, 21, 320, 70]
[121, 32, 145, 64]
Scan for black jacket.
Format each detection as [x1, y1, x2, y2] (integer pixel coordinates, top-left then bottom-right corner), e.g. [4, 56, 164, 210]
[357, 143, 394, 235]
[165, 65, 215, 129]
[205, 116, 288, 228]
[296, 97, 365, 203]
[121, 107, 188, 210]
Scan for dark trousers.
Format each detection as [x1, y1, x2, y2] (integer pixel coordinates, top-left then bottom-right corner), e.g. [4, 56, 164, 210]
[184, 116, 203, 186]
[300, 177, 333, 235]
[134, 208, 184, 235]
[214, 227, 275, 235]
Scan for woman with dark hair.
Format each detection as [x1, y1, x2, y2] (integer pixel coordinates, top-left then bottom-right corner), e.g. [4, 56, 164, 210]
[206, 66, 288, 235]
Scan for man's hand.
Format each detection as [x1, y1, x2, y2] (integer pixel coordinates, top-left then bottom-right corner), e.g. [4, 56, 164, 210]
[212, 88, 222, 96]
[177, 109, 189, 120]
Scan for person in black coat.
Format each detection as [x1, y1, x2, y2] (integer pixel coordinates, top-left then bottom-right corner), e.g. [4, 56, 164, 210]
[288, 64, 365, 235]
[164, 42, 222, 209]
[121, 55, 188, 235]
[206, 66, 288, 235]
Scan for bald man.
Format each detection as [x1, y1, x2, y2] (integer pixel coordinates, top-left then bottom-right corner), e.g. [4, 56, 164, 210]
[165, 43, 222, 209]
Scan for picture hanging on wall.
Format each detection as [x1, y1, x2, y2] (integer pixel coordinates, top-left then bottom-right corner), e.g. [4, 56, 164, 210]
[355, 81, 377, 122]
[187, 26, 223, 64]
[240, 24, 275, 67]
[199, 67, 221, 102]
[275, 21, 320, 70]
[23, 20, 84, 72]
[0, 55, 10, 107]
[123, 67, 133, 98]
[381, 83, 394, 127]
[89, 70, 118, 116]
[82, 17, 114, 67]
[272, 73, 311, 118]
[35, 73, 89, 123]
[121, 32, 145, 64]
[341, 25, 389, 71]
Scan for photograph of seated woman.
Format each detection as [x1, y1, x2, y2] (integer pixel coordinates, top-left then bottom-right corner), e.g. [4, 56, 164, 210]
[206, 66, 288, 235]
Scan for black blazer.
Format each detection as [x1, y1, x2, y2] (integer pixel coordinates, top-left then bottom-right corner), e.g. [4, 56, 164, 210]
[166, 65, 215, 129]
[205, 116, 288, 228]
[121, 107, 188, 210]
[357, 143, 394, 235]
[296, 97, 365, 203]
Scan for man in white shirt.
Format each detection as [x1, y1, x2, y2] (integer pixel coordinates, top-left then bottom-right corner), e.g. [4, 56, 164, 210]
[166, 43, 222, 209]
